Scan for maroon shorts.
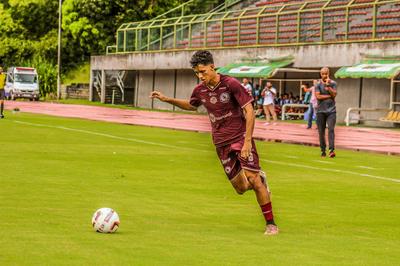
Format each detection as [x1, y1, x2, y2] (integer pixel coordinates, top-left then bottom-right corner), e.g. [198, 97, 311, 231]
[216, 138, 261, 180]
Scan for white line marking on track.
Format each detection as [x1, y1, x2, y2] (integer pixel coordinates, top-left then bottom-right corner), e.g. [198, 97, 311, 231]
[13, 120, 400, 184]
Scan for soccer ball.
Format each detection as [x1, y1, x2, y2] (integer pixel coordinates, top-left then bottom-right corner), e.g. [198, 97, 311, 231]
[92, 208, 120, 233]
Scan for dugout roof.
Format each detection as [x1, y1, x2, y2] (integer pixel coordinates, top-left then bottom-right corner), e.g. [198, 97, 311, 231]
[335, 56, 400, 79]
[217, 56, 295, 78]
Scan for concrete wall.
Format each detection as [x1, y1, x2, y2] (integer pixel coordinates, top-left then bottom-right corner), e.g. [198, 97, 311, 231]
[153, 70, 175, 111]
[136, 70, 154, 109]
[91, 41, 400, 70]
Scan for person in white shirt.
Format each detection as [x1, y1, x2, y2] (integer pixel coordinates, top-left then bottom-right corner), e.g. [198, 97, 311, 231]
[241, 78, 253, 95]
[262, 82, 277, 124]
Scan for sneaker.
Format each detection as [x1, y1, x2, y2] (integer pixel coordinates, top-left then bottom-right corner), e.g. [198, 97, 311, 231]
[329, 150, 336, 158]
[264, 224, 279, 236]
[259, 171, 271, 196]
[321, 151, 326, 157]
[0, 114, 4, 119]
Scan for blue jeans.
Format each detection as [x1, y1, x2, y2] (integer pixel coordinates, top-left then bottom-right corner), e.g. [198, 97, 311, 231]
[307, 104, 314, 128]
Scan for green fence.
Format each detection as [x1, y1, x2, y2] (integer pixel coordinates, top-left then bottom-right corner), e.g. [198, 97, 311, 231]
[107, 0, 400, 54]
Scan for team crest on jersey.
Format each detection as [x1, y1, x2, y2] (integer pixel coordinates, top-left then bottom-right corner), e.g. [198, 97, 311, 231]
[210, 96, 218, 104]
[224, 166, 232, 174]
[219, 92, 230, 103]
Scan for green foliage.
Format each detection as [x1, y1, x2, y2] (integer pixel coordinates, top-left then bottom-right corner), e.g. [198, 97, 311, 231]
[0, 0, 188, 90]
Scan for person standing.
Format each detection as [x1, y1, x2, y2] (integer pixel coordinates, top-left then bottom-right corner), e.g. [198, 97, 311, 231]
[241, 78, 253, 95]
[0, 67, 6, 119]
[303, 80, 318, 129]
[262, 82, 277, 124]
[315, 67, 337, 158]
[151, 50, 278, 235]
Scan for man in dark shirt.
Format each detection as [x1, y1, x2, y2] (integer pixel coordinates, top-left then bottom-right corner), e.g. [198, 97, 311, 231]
[150, 50, 278, 235]
[315, 67, 337, 158]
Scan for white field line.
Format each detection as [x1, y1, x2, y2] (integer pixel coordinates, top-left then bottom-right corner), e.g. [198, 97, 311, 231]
[13, 120, 400, 184]
[313, 160, 335, 164]
[260, 159, 400, 184]
[13, 120, 205, 153]
[357, 166, 377, 170]
[284, 155, 299, 159]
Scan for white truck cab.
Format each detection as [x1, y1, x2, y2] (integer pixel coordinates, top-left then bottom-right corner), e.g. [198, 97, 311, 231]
[5, 67, 40, 101]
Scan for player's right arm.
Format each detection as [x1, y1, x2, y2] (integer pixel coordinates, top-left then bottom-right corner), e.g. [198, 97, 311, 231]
[150, 91, 197, 111]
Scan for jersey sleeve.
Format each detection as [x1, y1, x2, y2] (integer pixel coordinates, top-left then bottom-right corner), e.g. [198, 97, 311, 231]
[229, 78, 253, 108]
[189, 88, 202, 107]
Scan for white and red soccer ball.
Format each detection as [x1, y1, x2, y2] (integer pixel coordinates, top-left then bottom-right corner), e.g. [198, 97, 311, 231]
[92, 208, 120, 233]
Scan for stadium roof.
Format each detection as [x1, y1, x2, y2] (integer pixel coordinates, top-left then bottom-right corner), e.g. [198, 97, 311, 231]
[335, 56, 400, 79]
[217, 56, 294, 78]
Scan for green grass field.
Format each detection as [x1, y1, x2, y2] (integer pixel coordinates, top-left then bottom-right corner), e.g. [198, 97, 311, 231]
[0, 111, 399, 265]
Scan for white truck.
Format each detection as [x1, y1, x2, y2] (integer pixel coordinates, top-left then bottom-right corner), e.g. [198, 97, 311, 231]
[5, 67, 40, 101]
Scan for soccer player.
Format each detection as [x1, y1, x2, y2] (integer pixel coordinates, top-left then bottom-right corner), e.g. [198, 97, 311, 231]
[0, 67, 6, 119]
[150, 50, 278, 235]
[315, 67, 337, 158]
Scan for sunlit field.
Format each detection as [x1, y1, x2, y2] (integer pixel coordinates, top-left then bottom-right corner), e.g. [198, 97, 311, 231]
[0, 111, 399, 265]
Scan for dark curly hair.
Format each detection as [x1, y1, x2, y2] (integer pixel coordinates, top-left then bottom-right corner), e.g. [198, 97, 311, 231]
[190, 50, 214, 68]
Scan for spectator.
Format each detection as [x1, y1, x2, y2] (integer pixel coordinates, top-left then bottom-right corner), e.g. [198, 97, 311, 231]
[303, 80, 318, 129]
[262, 82, 277, 124]
[254, 84, 264, 118]
[241, 78, 253, 95]
[316, 67, 337, 158]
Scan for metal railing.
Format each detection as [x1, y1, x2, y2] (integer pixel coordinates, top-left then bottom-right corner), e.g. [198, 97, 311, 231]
[107, 0, 400, 54]
[281, 104, 309, 120]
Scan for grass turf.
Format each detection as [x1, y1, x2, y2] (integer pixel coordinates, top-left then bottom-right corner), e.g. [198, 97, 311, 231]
[0, 111, 399, 265]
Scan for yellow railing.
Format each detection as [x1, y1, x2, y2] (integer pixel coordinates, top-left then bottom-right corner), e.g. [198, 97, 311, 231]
[107, 0, 400, 54]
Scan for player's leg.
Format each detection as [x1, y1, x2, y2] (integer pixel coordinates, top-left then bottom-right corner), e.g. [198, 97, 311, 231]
[316, 113, 327, 156]
[229, 169, 252, 194]
[327, 112, 336, 157]
[245, 169, 278, 235]
[237, 139, 278, 235]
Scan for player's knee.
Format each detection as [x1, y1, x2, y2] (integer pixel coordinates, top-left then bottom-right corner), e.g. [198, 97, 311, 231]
[230, 170, 251, 195]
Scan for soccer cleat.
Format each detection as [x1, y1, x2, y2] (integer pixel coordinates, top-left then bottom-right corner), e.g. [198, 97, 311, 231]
[329, 150, 336, 158]
[0, 114, 4, 119]
[259, 170, 271, 196]
[264, 224, 279, 236]
[321, 151, 326, 157]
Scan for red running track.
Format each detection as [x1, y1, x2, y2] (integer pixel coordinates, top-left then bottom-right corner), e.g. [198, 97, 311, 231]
[4, 101, 400, 155]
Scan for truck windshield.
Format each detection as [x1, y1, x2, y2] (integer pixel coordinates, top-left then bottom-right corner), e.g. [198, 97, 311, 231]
[15, 74, 37, 84]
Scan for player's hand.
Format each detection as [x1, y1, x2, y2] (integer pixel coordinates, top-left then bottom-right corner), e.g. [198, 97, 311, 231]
[150, 91, 167, 102]
[241, 140, 252, 160]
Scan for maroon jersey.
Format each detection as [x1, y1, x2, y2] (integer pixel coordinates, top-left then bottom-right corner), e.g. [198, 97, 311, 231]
[190, 75, 253, 147]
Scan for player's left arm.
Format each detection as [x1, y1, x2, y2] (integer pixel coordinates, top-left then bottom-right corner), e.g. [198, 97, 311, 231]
[241, 103, 255, 159]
